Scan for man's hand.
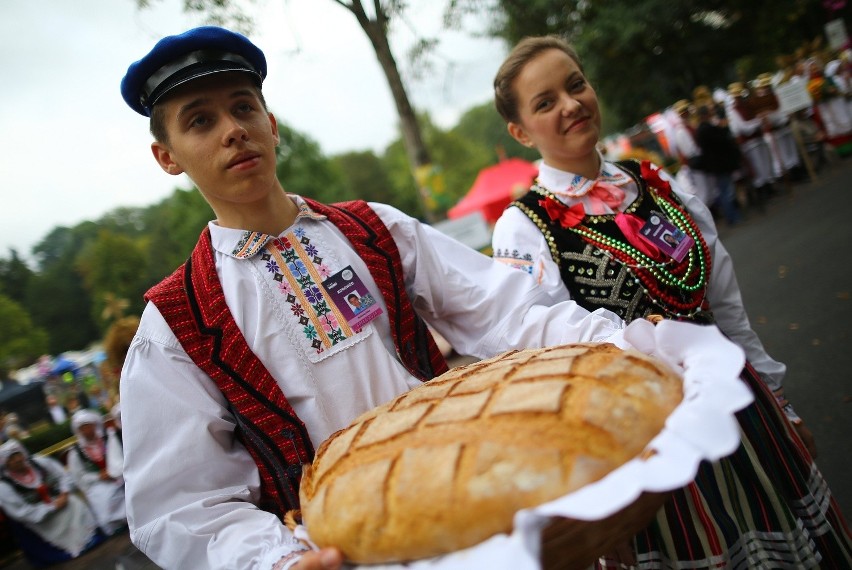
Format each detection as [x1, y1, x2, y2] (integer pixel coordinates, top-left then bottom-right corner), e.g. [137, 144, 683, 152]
[291, 548, 343, 570]
[52, 493, 69, 510]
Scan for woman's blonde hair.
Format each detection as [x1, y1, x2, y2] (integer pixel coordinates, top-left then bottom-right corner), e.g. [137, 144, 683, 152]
[494, 35, 583, 124]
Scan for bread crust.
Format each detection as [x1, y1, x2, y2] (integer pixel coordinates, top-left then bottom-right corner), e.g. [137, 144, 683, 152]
[299, 343, 683, 564]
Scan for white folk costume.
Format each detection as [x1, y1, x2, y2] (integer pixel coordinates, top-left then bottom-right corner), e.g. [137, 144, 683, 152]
[492, 158, 852, 569]
[748, 84, 801, 179]
[0, 440, 101, 562]
[120, 196, 623, 570]
[67, 409, 126, 535]
[725, 91, 777, 191]
[669, 109, 714, 207]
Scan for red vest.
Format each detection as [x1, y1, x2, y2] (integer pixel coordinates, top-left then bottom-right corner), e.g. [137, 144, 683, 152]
[144, 199, 448, 518]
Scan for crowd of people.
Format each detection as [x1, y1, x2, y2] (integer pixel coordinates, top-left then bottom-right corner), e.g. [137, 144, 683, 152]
[0, 409, 126, 566]
[655, 41, 852, 229]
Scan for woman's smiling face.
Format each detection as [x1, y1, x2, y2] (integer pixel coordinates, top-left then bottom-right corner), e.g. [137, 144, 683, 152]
[507, 48, 601, 176]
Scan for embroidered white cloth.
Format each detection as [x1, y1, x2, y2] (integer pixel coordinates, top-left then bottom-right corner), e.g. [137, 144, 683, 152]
[491, 160, 786, 391]
[291, 319, 753, 569]
[120, 197, 625, 570]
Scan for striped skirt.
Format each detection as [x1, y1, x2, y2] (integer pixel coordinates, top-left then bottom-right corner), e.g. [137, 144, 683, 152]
[598, 364, 852, 569]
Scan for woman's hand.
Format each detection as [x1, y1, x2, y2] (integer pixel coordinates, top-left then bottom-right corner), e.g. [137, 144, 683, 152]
[793, 419, 818, 459]
[290, 548, 343, 570]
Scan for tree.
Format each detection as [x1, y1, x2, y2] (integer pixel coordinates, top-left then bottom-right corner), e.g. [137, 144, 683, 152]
[275, 123, 348, 205]
[75, 230, 150, 329]
[451, 0, 852, 130]
[333, 150, 397, 205]
[0, 250, 34, 307]
[452, 102, 540, 162]
[137, 0, 444, 221]
[141, 187, 215, 283]
[329, 1, 439, 220]
[28, 226, 101, 353]
[0, 293, 49, 374]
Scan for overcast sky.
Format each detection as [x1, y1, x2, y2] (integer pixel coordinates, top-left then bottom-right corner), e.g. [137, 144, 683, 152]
[0, 0, 506, 261]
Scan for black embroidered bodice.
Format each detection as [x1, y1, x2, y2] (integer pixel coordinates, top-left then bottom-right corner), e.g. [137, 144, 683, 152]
[510, 160, 713, 324]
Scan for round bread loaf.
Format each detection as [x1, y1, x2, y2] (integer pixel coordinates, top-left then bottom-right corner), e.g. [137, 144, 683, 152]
[299, 343, 683, 564]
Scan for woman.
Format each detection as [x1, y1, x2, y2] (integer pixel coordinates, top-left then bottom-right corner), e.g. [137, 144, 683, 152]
[491, 35, 851, 568]
[0, 440, 103, 565]
[67, 409, 126, 535]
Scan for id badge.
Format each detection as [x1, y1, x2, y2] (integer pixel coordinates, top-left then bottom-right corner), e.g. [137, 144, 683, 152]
[322, 265, 383, 329]
[639, 211, 694, 262]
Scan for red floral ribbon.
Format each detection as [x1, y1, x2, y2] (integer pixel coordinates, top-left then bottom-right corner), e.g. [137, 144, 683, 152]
[539, 198, 585, 228]
[640, 161, 672, 195]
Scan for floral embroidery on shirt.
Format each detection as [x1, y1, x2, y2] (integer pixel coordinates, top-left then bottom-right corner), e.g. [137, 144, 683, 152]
[260, 230, 354, 354]
[493, 248, 534, 275]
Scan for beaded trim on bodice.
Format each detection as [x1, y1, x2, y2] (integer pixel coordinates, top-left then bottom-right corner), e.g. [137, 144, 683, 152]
[511, 160, 714, 323]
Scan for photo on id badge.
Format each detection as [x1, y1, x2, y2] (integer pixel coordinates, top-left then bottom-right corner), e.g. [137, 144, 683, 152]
[640, 211, 693, 262]
[322, 266, 382, 330]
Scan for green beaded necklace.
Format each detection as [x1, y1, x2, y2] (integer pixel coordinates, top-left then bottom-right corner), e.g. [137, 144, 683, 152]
[533, 164, 712, 315]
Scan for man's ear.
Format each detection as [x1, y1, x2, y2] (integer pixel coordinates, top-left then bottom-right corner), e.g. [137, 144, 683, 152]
[268, 112, 280, 146]
[508, 122, 534, 149]
[151, 142, 184, 176]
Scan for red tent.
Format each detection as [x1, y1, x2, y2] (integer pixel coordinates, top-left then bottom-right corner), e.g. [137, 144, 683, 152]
[447, 158, 539, 224]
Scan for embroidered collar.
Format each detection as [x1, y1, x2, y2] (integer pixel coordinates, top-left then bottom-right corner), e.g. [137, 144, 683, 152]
[209, 195, 329, 259]
[538, 158, 632, 199]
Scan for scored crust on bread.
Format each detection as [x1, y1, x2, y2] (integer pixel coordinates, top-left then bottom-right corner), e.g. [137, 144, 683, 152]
[299, 343, 683, 564]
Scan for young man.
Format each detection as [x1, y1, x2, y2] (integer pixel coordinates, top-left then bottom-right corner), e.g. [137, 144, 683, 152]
[119, 26, 624, 570]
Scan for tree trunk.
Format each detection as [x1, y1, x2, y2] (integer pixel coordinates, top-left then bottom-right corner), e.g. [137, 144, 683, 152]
[342, 1, 438, 222]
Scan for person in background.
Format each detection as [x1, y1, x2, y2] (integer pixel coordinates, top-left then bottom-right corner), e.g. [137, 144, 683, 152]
[66, 410, 126, 536]
[1, 414, 29, 442]
[725, 81, 778, 208]
[0, 440, 103, 565]
[691, 103, 743, 225]
[64, 395, 83, 417]
[750, 73, 804, 182]
[117, 26, 633, 570]
[669, 99, 714, 207]
[45, 394, 69, 425]
[491, 34, 851, 569]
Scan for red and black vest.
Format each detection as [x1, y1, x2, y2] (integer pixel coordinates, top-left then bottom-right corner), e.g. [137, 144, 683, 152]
[144, 199, 448, 519]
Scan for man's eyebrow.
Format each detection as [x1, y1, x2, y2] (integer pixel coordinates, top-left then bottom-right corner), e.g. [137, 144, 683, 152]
[176, 97, 209, 122]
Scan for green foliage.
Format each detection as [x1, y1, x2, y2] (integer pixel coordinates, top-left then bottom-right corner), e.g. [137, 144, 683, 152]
[275, 123, 348, 204]
[141, 188, 214, 282]
[21, 422, 73, 457]
[422, 117, 494, 216]
[28, 226, 101, 353]
[452, 102, 540, 162]
[0, 250, 33, 306]
[382, 140, 426, 219]
[0, 293, 49, 373]
[333, 151, 397, 205]
[456, 0, 851, 130]
[76, 230, 150, 328]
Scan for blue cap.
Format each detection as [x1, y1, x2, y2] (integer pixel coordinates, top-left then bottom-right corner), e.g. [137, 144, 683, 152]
[121, 26, 267, 117]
